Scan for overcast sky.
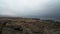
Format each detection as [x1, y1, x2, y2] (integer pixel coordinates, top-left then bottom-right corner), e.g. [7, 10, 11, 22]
[0, 0, 60, 19]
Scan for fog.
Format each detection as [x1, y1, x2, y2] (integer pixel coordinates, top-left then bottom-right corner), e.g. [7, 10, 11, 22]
[0, 0, 60, 20]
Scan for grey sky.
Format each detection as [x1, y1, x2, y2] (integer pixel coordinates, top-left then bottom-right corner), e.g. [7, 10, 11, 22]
[0, 0, 60, 19]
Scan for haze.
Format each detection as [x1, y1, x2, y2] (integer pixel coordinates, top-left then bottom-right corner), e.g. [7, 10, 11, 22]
[0, 0, 60, 20]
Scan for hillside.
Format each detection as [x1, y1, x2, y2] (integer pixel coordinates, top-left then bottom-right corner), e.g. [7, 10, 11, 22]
[0, 17, 60, 34]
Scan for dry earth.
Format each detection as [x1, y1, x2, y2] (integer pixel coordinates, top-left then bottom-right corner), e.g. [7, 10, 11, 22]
[0, 17, 60, 34]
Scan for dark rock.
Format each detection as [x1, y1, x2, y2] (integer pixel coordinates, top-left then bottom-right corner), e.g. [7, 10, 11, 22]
[14, 26, 23, 31]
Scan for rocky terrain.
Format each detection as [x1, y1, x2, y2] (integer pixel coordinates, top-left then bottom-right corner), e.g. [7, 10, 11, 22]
[0, 17, 60, 34]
